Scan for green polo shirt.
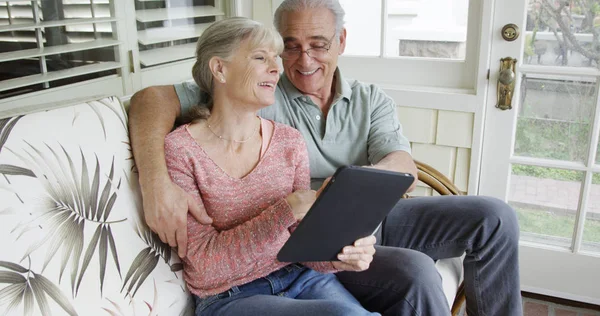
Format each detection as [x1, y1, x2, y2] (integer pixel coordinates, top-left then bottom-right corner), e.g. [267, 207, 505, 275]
[175, 69, 411, 189]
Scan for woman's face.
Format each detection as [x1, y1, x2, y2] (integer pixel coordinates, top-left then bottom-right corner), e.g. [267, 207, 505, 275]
[220, 39, 281, 109]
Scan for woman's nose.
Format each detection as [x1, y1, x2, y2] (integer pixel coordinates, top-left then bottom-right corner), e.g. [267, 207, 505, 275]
[268, 58, 280, 73]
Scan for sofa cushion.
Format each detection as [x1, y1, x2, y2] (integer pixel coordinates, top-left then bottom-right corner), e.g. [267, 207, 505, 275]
[0, 97, 193, 315]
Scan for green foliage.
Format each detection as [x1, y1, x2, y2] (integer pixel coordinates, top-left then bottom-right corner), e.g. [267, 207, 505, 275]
[515, 207, 600, 244]
[524, 34, 535, 58]
[515, 117, 591, 162]
[513, 116, 600, 183]
[512, 164, 584, 181]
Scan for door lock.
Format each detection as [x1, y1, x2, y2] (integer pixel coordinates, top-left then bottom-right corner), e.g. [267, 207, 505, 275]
[496, 57, 517, 111]
[501, 24, 520, 41]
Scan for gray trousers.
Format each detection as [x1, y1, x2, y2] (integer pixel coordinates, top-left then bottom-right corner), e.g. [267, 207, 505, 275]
[336, 195, 523, 316]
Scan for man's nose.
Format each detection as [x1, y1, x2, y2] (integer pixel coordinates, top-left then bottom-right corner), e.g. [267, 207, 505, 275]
[297, 51, 314, 66]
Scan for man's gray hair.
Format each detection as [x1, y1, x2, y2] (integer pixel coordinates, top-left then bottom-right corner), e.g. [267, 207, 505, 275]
[274, 0, 345, 39]
[188, 17, 283, 120]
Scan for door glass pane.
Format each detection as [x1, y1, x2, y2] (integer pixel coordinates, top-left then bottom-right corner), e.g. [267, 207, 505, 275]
[514, 74, 596, 163]
[341, 0, 469, 59]
[582, 173, 600, 253]
[524, 0, 600, 68]
[509, 164, 583, 248]
[339, 0, 381, 56]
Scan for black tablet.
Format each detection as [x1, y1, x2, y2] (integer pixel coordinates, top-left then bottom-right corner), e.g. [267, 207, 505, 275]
[277, 165, 414, 262]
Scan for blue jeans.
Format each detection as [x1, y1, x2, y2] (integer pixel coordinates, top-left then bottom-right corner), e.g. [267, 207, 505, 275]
[194, 264, 380, 316]
[336, 195, 523, 316]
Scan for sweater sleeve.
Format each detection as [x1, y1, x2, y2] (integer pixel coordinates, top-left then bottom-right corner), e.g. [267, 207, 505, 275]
[292, 131, 311, 191]
[164, 134, 297, 290]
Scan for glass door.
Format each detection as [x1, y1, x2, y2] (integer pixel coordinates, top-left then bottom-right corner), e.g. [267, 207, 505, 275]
[480, 0, 600, 304]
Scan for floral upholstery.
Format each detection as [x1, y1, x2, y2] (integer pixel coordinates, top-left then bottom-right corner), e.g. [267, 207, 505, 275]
[0, 97, 192, 315]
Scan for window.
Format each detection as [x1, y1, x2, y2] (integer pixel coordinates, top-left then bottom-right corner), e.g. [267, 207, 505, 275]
[341, 0, 470, 59]
[0, 0, 234, 106]
[134, 0, 225, 68]
[332, 0, 480, 92]
[0, 0, 122, 99]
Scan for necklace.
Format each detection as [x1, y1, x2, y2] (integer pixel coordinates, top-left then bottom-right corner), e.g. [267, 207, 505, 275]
[206, 117, 260, 143]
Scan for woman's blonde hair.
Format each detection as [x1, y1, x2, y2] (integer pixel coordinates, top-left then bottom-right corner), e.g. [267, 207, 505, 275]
[187, 17, 283, 121]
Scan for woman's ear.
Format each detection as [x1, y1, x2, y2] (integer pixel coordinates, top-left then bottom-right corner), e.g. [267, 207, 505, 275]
[209, 57, 226, 83]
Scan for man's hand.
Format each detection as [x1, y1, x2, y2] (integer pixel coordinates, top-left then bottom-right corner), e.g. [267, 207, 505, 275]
[332, 235, 376, 272]
[142, 178, 212, 258]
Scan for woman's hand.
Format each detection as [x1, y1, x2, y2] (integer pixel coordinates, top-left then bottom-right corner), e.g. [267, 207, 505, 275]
[332, 235, 377, 272]
[285, 190, 317, 220]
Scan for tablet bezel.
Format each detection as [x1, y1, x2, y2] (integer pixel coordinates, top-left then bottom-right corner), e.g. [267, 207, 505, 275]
[277, 165, 414, 262]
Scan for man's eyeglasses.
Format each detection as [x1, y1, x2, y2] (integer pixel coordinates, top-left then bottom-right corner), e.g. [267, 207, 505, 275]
[280, 34, 336, 60]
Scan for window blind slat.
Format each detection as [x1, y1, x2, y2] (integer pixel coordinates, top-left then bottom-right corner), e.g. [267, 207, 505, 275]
[0, 61, 121, 92]
[0, 17, 117, 32]
[0, 38, 120, 62]
[64, 5, 110, 18]
[0, 6, 35, 19]
[135, 6, 224, 23]
[137, 23, 210, 46]
[67, 33, 106, 43]
[0, 1, 38, 3]
[0, 34, 39, 43]
[0, 18, 34, 27]
[62, 0, 110, 4]
[139, 42, 196, 66]
[65, 24, 112, 33]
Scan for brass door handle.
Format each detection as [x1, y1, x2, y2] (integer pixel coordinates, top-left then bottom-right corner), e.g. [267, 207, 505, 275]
[496, 57, 517, 110]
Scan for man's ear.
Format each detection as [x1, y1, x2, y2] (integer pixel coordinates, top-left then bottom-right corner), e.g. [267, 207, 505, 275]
[209, 57, 226, 82]
[338, 28, 347, 55]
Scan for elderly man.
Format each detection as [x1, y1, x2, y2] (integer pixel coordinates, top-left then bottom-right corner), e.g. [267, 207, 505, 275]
[128, 0, 522, 315]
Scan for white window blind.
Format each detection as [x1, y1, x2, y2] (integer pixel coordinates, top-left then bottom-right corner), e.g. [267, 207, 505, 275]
[0, 0, 122, 99]
[135, 0, 224, 68]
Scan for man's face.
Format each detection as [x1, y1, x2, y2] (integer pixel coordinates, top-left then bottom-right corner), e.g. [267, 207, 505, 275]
[279, 8, 346, 96]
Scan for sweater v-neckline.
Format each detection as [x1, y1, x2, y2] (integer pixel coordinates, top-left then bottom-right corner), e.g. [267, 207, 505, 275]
[184, 119, 276, 181]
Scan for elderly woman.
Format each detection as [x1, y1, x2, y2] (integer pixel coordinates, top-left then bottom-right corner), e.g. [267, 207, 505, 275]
[164, 17, 378, 316]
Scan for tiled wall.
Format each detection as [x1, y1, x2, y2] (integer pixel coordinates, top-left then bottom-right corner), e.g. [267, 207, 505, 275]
[397, 106, 474, 196]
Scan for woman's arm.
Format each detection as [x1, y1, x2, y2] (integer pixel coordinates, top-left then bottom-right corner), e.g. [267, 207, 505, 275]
[165, 136, 297, 289]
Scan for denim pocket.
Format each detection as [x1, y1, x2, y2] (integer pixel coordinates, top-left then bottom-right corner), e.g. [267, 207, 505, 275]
[283, 263, 304, 273]
[194, 291, 234, 315]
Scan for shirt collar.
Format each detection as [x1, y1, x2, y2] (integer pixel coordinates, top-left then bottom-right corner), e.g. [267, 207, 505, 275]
[280, 67, 352, 103]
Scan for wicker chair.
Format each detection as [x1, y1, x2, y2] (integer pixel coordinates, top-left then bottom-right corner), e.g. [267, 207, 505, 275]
[409, 160, 467, 315]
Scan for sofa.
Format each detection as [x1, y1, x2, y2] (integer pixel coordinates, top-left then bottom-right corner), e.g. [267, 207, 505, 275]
[0, 95, 463, 315]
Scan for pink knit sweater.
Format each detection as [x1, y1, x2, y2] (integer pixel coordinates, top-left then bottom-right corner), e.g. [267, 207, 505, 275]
[165, 120, 337, 298]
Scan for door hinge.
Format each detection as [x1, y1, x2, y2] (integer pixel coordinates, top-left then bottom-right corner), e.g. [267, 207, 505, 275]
[128, 50, 135, 74]
[486, 69, 490, 80]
